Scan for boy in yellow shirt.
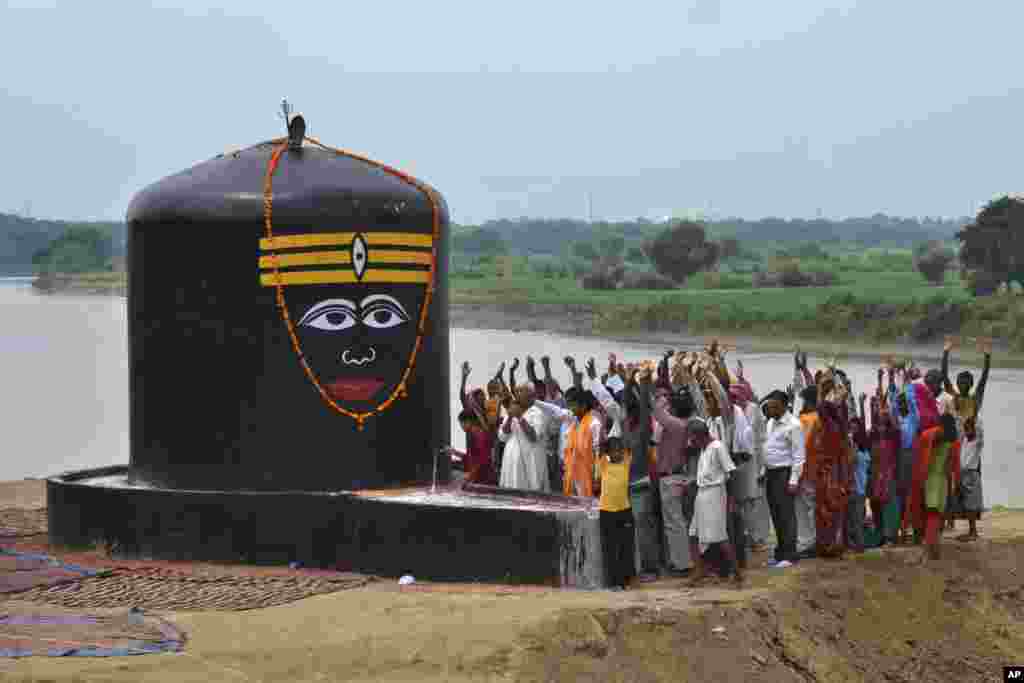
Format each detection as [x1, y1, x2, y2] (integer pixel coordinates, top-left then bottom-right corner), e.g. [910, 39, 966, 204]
[597, 437, 635, 590]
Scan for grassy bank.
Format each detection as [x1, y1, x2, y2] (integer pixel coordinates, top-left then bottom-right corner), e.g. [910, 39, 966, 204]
[452, 269, 1023, 357]
[32, 270, 126, 295]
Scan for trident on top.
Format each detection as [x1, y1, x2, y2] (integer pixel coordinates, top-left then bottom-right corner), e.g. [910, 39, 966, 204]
[280, 98, 305, 151]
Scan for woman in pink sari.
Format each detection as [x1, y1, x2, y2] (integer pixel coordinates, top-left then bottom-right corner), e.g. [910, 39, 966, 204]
[868, 374, 900, 544]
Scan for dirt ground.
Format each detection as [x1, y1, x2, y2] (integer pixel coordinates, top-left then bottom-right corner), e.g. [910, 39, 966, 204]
[2, 482, 1023, 682]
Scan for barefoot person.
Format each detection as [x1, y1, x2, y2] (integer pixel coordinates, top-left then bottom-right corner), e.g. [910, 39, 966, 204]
[685, 419, 743, 587]
[904, 413, 961, 561]
[596, 436, 635, 590]
[940, 337, 992, 531]
[955, 416, 984, 542]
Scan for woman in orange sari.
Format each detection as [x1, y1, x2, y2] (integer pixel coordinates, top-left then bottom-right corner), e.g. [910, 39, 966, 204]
[903, 414, 960, 560]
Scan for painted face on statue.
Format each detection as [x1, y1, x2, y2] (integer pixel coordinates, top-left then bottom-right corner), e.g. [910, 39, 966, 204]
[292, 287, 423, 407]
[259, 230, 433, 421]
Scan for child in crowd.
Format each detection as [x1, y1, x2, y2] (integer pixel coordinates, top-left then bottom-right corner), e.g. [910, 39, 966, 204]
[848, 414, 871, 553]
[447, 409, 497, 486]
[597, 436, 635, 590]
[956, 417, 984, 542]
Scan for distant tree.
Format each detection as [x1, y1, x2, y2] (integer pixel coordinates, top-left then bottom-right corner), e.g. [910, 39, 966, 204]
[31, 226, 112, 274]
[572, 241, 600, 261]
[956, 195, 1024, 291]
[913, 240, 955, 285]
[598, 234, 626, 260]
[625, 246, 647, 263]
[643, 221, 721, 284]
[718, 238, 741, 260]
[452, 228, 508, 256]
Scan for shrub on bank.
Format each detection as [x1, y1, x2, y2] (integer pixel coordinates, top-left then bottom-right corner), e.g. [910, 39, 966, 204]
[753, 264, 837, 288]
[621, 271, 678, 290]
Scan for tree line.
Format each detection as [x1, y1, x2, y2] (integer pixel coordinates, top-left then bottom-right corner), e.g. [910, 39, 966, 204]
[0, 212, 125, 275]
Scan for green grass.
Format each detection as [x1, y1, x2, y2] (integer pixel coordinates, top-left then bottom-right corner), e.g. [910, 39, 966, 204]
[451, 269, 968, 314]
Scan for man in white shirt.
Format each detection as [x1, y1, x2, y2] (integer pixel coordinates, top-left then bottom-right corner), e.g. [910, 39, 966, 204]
[497, 385, 550, 492]
[760, 390, 805, 567]
[685, 419, 742, 587]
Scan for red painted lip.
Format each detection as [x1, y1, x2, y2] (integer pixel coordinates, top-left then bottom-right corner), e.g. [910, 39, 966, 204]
[326, 378, 385, 402]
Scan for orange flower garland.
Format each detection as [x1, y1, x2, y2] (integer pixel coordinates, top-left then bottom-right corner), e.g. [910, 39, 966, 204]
[262, 137, 441, 430]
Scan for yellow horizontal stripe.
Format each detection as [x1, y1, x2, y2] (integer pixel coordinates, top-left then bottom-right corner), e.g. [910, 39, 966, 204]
[260, 270, 431, 286]
[260, 232, 433, 251]
[259, 250, 433, 269]
[365, 250, 433, 266]
[259, 252, 351, 268]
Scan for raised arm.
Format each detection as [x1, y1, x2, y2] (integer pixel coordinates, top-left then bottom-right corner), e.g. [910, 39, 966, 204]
[589, 375, 624, 426]
[941, 338, 955, 394]
[494, 361, 509, 398]
[459, 361, 471, 410]
[657, 350, 673, 391]
[509, 358, 520, 392]
[976, 340, 992, 409]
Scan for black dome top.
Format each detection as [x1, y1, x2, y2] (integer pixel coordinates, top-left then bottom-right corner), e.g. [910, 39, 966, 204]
[127, 141, 446, 226]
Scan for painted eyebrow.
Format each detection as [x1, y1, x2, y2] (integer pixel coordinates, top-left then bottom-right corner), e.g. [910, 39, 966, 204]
[359, 294, 409, 317]
[298, 298, 358, 325]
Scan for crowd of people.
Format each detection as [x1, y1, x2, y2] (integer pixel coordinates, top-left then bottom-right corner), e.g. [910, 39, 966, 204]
[446, 338, 993, 590]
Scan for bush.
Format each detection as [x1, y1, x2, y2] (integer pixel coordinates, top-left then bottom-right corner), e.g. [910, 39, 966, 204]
[913, 240, 955, 285]
[753, 262, 836, 288]
[700, 272, 752, 290]
[621, 271, 678, 290]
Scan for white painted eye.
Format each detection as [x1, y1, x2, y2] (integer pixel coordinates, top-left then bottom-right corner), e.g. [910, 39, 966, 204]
[362, 303, 409, 329]
[299, 299, 358, 332]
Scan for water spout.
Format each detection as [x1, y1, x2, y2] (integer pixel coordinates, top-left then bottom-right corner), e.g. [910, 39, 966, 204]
[431, 446, 440, 495]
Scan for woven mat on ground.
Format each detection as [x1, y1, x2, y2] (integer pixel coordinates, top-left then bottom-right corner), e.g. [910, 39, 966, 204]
[12, 566, 374, 611]
[0, 550, 105, 595]
[0, 508, 47, 538]
[0, 609, 184, 658]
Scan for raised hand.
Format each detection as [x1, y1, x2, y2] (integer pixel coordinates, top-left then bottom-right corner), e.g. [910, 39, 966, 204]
[510, 358, 520, 372]
[663, 349, 675, 361]
[564, 356, 576, 369]
[496, 361, 505, 377]
[977, 337, 993, 355]
[944, 335, 956, 353]
[585, 358, 598, 380]
[540, 356, 551, 370]
[461, 361, 471, 380]
[736, 359, 745, 379]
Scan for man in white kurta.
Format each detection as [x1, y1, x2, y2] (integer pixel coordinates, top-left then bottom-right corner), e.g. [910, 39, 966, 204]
[686, 419, 743, 586]
[497, 390, 550, 492]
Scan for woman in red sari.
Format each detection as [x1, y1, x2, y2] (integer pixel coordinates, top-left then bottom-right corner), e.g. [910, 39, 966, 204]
[813, 370, 853, 558]
[903, 414, 960, 560]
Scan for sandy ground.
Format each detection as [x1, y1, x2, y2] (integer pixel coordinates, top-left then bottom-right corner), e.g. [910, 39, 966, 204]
[1, 479, 1022, 682]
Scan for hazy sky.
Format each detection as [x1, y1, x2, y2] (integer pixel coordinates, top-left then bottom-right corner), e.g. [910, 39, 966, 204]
[2, 1, 1021, 223]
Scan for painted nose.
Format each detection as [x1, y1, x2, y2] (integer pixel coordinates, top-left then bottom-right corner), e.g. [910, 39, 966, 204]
[341, 346, 376, 366]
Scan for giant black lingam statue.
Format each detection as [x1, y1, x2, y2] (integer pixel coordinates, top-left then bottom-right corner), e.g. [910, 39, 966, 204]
[46, 109, 604, 586]
[125, 111, 449, 492]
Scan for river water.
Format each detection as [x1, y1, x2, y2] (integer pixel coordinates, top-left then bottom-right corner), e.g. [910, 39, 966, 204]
[2, 278, 1021, 506]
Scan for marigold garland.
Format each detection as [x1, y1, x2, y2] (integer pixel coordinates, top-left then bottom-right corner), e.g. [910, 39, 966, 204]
[263, 137, 441, 430]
